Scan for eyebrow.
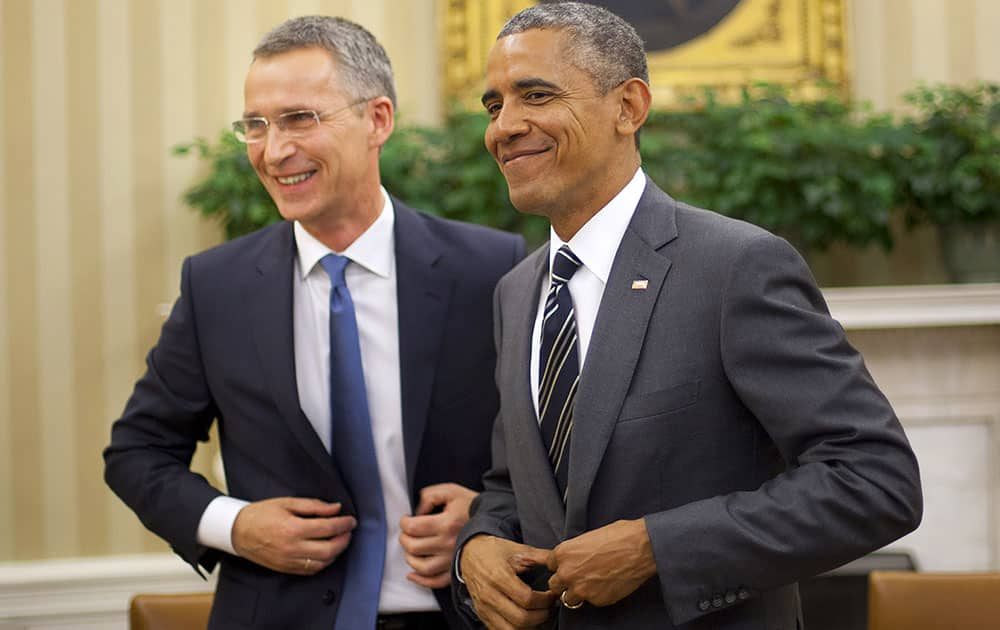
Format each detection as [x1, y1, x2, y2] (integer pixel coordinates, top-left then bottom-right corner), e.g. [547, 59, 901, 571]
[241, 105, 315, 118]
[480, 78, 563, 106]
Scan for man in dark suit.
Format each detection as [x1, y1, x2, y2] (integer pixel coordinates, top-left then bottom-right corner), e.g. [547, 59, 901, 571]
[104, 15, 523, 630]
[454, 3, 922, 629]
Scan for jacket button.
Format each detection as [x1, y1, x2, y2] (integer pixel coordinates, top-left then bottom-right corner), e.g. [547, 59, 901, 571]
[322, 590, 336, 605]
[712, 595, 724, 608]
[698, 599, 711, 611]
[725, 591, 737, 604]
[737, 588, 750, 601]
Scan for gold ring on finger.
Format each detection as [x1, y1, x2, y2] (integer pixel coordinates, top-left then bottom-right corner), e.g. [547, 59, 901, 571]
[305, 557, 312, 571]
[560, 590, 584, 610]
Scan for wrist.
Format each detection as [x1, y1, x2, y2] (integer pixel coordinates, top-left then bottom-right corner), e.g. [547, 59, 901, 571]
[631, 518, 657, 580]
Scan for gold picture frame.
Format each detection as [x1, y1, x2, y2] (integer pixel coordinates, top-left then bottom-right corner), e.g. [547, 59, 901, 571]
[440, 0, 849, 109]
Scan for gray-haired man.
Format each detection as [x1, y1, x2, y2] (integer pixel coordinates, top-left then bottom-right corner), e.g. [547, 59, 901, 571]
[454, 4, 921, 629]
[105, 15, 524, 629]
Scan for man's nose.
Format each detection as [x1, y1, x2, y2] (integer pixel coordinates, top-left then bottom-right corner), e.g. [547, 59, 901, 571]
[491, 103, 529, 141]
[262, 125, 296, 164]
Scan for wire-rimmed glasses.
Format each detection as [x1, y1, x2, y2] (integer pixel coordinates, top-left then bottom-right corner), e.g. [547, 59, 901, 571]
[232, 98, 371, 144]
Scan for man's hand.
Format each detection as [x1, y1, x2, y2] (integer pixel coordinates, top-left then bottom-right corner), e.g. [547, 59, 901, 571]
[231, 497, 356, 575]
[398, 483, 477, 588]
[546, 519, 657, 609]
[460, 535, 557, 629]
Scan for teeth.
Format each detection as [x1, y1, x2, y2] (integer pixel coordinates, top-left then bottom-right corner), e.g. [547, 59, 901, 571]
[277, 172, 313, 185]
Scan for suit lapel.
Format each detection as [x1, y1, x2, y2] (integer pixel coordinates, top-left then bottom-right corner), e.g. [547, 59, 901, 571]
[249, 222, 338, 479]
[394, 202, 451, 497]
[504, 246, 566, 541]
[564, 182, 678, 535]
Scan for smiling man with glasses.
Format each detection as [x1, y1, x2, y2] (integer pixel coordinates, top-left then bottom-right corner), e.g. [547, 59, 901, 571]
[104, 15, 524, 630]
[232, 100, 373, 145]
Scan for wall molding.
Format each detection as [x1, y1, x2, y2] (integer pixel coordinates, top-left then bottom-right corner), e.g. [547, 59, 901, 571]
[0, 553, 213, 629]
[824, 283, 1000, 329]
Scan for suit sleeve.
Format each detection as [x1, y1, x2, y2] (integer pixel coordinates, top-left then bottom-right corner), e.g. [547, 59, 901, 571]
[103, 256, 223, 573]
[645, 233, 922, 625]
[451, 275, 525, 625]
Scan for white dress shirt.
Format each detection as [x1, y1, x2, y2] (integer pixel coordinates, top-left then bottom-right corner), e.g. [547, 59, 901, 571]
[197, 188, 438, 613]
[529, 168, 646, 416]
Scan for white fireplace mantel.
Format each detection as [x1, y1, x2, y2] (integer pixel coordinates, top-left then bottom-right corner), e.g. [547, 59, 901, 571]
[823, 283, 1000, 330]
[820, 284, 1000, 574]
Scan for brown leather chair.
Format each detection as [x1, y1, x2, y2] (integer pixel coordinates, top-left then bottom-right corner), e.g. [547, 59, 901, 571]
[868, 570, 1000, 630]
[129, 592, 213, 630]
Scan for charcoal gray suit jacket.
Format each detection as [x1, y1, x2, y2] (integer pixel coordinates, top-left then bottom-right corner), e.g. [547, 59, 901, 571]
[455, 179, 921, 629]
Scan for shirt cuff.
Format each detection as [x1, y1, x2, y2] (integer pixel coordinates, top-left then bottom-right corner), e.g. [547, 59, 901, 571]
[454, 543, 466, 584]
[196, 496, 250, 555]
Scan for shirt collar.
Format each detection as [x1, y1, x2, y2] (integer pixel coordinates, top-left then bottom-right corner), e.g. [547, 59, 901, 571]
[294, 187, 395, 279]
[549, 168, 646, 284]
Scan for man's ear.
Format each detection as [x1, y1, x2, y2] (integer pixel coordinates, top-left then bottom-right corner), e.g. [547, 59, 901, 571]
[368, 96, 395, 149]
[616, 78, 652, 137]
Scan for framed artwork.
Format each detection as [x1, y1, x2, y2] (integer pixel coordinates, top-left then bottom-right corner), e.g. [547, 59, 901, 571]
[440, 0, 849, 108]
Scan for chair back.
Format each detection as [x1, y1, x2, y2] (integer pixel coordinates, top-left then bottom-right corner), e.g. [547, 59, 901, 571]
[868, 570, 1000, 630]
[129, 592, 213, 630]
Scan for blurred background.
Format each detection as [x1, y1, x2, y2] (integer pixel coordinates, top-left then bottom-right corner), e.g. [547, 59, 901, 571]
[1, 0, 998, 627]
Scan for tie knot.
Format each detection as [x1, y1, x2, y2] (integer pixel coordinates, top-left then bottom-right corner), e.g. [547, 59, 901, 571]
[550, 246, 582, 286]
[320, 253, 350, 287]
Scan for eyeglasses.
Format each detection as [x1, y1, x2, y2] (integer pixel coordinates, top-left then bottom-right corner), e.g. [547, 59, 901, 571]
[232, 98, 371, 144]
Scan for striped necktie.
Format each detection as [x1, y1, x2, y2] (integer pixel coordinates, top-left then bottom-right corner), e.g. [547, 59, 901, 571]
[538, 245, 583, 501]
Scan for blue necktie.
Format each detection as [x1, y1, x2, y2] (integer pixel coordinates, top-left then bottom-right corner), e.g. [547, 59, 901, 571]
[538, 245, 583, 501]
[320, 254, 385, 629]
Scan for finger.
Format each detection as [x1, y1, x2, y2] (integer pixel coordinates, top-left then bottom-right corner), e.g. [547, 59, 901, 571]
[509, 547, 553, 573]
[472, 585, 549, 630]
[404, 551, 450, 578]
[547, 573, 566, 595]
[282, 498, 343, 517]
[398, 513, 441, 538]
[494, 594, 553, 627]
[399, 530, 449, 556]
[414, 483, 457, 515]
[300, 530, 353, 566]
[299, 514, 357, 540]
[524, 587, 559, 611]
[406, 570, 451, 589]
[502, 577, 556, 611]
[325, 530, 352, 560]
[559, 588, 585, 610]
[475, 607, 518, 630]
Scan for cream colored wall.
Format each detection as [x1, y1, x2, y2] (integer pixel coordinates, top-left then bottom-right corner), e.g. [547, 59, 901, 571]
[851, 0, 1000, 109]
[0, 0, 998, 562]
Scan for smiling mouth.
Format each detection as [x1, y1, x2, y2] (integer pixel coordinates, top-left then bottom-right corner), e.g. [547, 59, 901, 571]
[502, 148, 548, 165]
[276, 171, 316, 185]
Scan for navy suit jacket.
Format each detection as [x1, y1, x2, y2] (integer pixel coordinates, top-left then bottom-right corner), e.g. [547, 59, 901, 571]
[104, 199, 525, 629]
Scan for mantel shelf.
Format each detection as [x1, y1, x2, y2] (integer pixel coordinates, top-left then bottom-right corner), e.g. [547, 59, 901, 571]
[822, 283, 1000, 330]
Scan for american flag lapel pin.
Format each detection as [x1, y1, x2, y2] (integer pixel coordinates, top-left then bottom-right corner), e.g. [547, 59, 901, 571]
[631, 279, 649, 290]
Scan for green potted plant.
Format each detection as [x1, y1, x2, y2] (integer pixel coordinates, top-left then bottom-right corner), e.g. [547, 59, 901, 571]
[894, 82, 1000, 282]
[172, 132, 277, 240]
[639, 83, 902, 254]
